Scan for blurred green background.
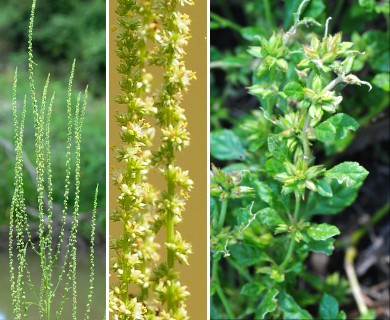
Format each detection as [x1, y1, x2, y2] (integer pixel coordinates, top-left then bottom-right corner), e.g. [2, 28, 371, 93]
[0, 0, 106, 317]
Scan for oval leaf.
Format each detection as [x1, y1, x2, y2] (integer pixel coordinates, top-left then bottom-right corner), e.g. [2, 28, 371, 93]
[258, 207, 284, 227]
[211, 130, 246, 160]
[307, 223, 340, 241]
[279, 292, 313, 320]
[315, 113, 359, 142]
[283, 82, 304, 101]
[319, 293, 339, 319]
[325, 161, 369, 188]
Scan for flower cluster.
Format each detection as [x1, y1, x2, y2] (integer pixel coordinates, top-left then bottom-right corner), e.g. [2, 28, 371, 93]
[110, 0, 194, 318]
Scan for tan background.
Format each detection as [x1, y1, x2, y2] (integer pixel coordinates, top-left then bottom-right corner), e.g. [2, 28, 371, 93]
[109, 0, 207, 318]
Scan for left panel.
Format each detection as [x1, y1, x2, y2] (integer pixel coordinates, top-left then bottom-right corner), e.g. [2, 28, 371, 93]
[0, 0, 106, 318]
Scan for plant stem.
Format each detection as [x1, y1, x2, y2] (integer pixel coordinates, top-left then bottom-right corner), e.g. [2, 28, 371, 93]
[167, 174, 175, 312]
[324, 75, 343, 91]
[218, 199, 228, 231]
[345, 247, 368, 316]
[280, 196, 300, 271]
[293, 193, 301, 222]
[167, 178, 175, 268]
[212, 255, 235, 319]
[210, 12, 242, 33]
[228, 258, 253, 282]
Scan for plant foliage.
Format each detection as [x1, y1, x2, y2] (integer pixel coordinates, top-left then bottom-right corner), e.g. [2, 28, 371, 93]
[210, 1, 374, 318]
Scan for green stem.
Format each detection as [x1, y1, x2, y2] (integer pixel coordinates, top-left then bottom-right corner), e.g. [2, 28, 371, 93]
[280, 196, 300, 271]
[167, 171, 175, 312]
[218, 199, 228, 231]
[228, 258, 253, 282]
[212, 255, 235, 319]
[167, 178, 175, 268]
[210, 12, 242, 33]
[122, 224, 129, 303]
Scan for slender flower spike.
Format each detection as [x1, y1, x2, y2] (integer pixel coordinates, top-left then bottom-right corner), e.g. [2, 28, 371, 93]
[110, 0, 194, 318]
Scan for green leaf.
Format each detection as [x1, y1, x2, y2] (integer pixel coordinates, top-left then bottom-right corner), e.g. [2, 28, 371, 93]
[258, 207, 284, 227]
[279, 292, 313, 320]
[315, 179, 332, 197]
[372, 73, 390, 91]
[265, 158, 285, 175]
[306, 238, 335, 255]
[240, 282, 264, 296]
[268, 134, 291, 162]
[325, 161, 369, 188]
[256, 289, 279, 319]
[237, 205, 253, 228]
[229, 244, 268, 266]
[307, 223, 340, 241]
[241, 27, 261, 41]
[315, 113, 359, 142]
[283, 82, 305, 101]
[307, 178, 363, 215]
[248, 46, 262, 58]
[319, 293, 339, 319]
[211, 130, 246, 160]
[254, 181, 274, 205]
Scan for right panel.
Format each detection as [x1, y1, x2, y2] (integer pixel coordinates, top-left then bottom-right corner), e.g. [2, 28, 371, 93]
[210, 1, 389, 319]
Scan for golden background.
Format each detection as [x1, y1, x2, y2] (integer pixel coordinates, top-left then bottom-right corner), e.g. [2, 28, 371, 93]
[109, 0, 207, 318]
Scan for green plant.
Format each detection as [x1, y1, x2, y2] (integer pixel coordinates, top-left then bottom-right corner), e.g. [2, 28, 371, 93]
[109, 0, 195, 319]
[210, 1, 374, 318]
[8, 1, 100, 319]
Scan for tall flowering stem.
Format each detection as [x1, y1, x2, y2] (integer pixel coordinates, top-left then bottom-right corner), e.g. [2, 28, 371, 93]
[110, 0, 195, 319]
[9, 1, 98, 319]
